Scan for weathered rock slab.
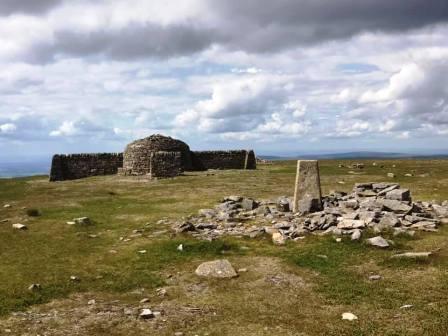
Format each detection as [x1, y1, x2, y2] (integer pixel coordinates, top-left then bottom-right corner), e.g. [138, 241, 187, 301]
[366, 236, 390, 248]
[195, 259, 238, 278]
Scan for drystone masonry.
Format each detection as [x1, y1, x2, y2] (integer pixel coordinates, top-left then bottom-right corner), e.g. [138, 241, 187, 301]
[120, 134, 192, 175]
[149, 151, 183, 178]
[49, 153, 123, 182]
[191, 150, 256, 171]
[49, 134, 256, 181]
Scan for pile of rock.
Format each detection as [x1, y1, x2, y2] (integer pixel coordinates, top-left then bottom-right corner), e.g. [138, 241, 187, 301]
[172, 182, 448, 243]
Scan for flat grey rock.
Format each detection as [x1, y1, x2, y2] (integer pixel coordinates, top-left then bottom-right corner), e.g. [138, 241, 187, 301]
[195, 259, 238, 278]
[385, 189, 411, 202]
[337, 219, 366, 230]
[366, 236, 390, 248]
[378, 199, 412, 214]
[391, 252, 432, 259]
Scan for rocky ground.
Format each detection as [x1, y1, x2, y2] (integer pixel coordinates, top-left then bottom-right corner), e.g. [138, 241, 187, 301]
[171, 182, 448, 247]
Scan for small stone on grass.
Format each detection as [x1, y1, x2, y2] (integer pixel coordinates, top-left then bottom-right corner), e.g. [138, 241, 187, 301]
[342, 312, 358, 321]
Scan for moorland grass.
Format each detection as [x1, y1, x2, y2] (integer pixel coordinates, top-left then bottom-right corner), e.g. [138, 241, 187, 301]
[1, 159, 448, 335]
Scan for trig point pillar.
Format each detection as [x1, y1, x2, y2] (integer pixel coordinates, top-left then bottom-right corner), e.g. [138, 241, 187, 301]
[293, 160, 322, 213]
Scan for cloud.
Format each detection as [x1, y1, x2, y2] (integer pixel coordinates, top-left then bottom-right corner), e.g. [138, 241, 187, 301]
[333, 53, 448, 138]
[50, 121, 78, 137]
[30, 23, 221, 63]
[49, 119, 121, 139]
[1, 1, 448, 156]
[1, 0, 448, 63]
[175, 74, 289, 132]
[212, 0, 448, 53]
[0, 123, 17, 134]
[175, 73, 312, 140]
[0, 0, 62, 15]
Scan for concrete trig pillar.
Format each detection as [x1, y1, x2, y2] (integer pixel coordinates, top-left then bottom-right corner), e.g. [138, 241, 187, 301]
[293, 160, 322, 213]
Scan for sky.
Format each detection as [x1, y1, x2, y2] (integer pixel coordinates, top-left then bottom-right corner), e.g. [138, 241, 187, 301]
[0, 0, 448, 160]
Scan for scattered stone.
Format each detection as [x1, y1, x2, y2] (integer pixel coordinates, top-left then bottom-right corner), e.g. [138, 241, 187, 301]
[138, 250, 147, 254]
[198, 209, 216, 218]
[177, 244, 184, 252]
[139, 308, 154, 319]
[87, 299, 96, 305]
[174, 332, 184, 336]
[238, 268, 248, 273]
[195, 259, 238, 278]
[12, 223, 27, 230]
[276, 197, 290, 212]
[156, 288, 167, 297]
[140, 298, 150, 304]
[391, 252, 432, 259]
[385, 189, 411, 202]
[272, 232, 286, 245]
[73, 217, 91, 225]
[338, 220, 365, 230]
[340, 199, 358, 209]
[3, 204, 11, 208]
[256, 205, 271, 216]
[28, 284, 41, 291]
[377, 212, 400, 229]
[400, 304, 413, 309]
[174, 221, 196, 233]
[224, 195, 243, 203]
[69, 275, 80, 282]
[433, 204, 448, 218]
[351, 229, 362, 241]
[404, 173, 413, 177]
[366, 236, 390, 248]
[379, 199, 412, 214]
[168, 181, 442, 246]
[387, 173, 396, 178]
[342, 312, 358, 321]
[369, 275, 382, 281]
[242, 198, 258, 211]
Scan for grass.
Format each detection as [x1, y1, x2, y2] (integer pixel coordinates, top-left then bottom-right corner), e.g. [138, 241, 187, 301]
[0, 159, 448, 335]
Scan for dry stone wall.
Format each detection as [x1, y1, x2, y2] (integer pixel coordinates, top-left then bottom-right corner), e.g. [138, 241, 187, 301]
[191, 150, 256, 171]
[49, 153, 123, 182]
[49, 134, 257, 181]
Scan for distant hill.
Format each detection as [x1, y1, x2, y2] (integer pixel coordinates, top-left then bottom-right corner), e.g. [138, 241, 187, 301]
[259, 151, 448, 160]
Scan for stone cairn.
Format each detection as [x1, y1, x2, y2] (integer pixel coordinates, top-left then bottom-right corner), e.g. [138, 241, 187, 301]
[172, 160, 448, 244]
